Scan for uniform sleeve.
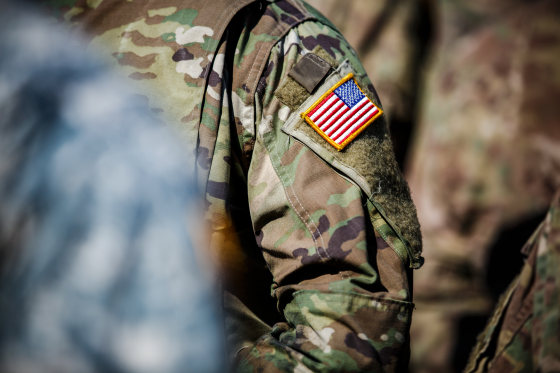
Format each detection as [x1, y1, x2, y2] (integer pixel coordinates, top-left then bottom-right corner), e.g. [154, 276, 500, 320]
[235, 20, 422, 372]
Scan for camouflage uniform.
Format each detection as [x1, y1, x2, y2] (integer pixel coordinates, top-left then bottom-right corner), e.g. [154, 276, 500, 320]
[464, 189, 560, 372]
[406, 1, 560, 372]
[46, 0, 424, 371]
[0, 3, 223, 372]
[305, 1, 560, 372]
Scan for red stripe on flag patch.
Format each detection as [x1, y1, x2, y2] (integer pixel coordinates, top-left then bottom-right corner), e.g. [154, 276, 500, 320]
[308, 92, 335, 118]
[300, 73, 383, 151]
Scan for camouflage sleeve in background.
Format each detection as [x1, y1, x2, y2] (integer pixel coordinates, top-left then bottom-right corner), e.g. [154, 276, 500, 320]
[464, 189, 560, 373]
[233, 6, 423, 371]
[406, 1, 560, 371]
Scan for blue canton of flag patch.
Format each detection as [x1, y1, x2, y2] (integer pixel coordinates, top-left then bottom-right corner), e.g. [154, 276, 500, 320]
[301, 73, 383, 151]
[334, 78, 365, 107]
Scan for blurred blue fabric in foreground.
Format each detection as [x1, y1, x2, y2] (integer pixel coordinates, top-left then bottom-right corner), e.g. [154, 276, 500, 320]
[0, 3, 224, 372]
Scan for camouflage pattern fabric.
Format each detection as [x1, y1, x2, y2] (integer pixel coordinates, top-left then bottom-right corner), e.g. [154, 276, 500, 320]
[406, 1, 560, 372]
[45, 0, 424, 371]
[309, 1, 560, 372]
[464, 189, 560, 373]
[0, 3, 223, 372]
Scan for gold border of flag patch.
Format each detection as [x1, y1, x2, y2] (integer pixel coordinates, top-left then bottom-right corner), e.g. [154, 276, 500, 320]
[300, 73, 383, 151]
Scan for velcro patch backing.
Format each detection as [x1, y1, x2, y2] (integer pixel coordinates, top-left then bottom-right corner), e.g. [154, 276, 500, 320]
[288, 53, 332, 93]
[281, 61, 423, 267]
[275, 47, 338, 112]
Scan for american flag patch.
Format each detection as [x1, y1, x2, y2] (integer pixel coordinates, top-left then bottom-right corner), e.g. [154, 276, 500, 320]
[301, 73, 383, 151]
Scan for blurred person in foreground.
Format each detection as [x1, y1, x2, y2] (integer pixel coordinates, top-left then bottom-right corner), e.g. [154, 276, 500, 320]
[0, 2, 224, 372]
[45, 0, 425, 371]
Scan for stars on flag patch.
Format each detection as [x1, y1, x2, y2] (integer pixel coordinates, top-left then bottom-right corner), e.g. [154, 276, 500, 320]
[301, 73, 383, 151]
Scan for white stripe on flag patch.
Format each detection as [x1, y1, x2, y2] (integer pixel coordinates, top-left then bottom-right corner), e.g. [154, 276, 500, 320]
[301, 73, 383, 151]
[309, 94, 338, 122]
[327, 97, 370, 138]
[331, 102, 376, 141]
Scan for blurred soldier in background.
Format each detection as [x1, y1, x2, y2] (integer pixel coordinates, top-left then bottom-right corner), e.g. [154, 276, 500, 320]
[0, 2, 224, 372]
[408, 1, 560, 372]
[44, 0, 425, 371]
[464, 189, 560, 372]
[310, 0, 560, 372]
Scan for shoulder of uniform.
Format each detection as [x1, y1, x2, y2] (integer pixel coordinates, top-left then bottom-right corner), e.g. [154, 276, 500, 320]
[258, 35, 423, 268]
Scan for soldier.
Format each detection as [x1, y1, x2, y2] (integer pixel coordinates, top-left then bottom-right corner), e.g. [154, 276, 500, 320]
[0, 2, 224, 372]
[46, 0, 424, 371]
[464, 189, 560, 372]
[407, 1, 560, 371]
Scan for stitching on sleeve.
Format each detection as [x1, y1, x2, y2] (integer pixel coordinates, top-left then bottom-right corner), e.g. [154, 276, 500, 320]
[265, 138, 325, 253]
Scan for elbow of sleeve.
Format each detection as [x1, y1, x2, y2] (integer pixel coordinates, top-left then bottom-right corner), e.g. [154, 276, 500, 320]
[258, 290, 413, 372]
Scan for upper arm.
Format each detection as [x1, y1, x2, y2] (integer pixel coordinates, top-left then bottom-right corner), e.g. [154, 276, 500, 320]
[242, 19, 422, 372]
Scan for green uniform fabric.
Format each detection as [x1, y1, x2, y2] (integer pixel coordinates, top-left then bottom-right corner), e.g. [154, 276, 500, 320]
[47, 0, 423, 371]
[465, 189, 560, 373]
[407, 2, 560, 372]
